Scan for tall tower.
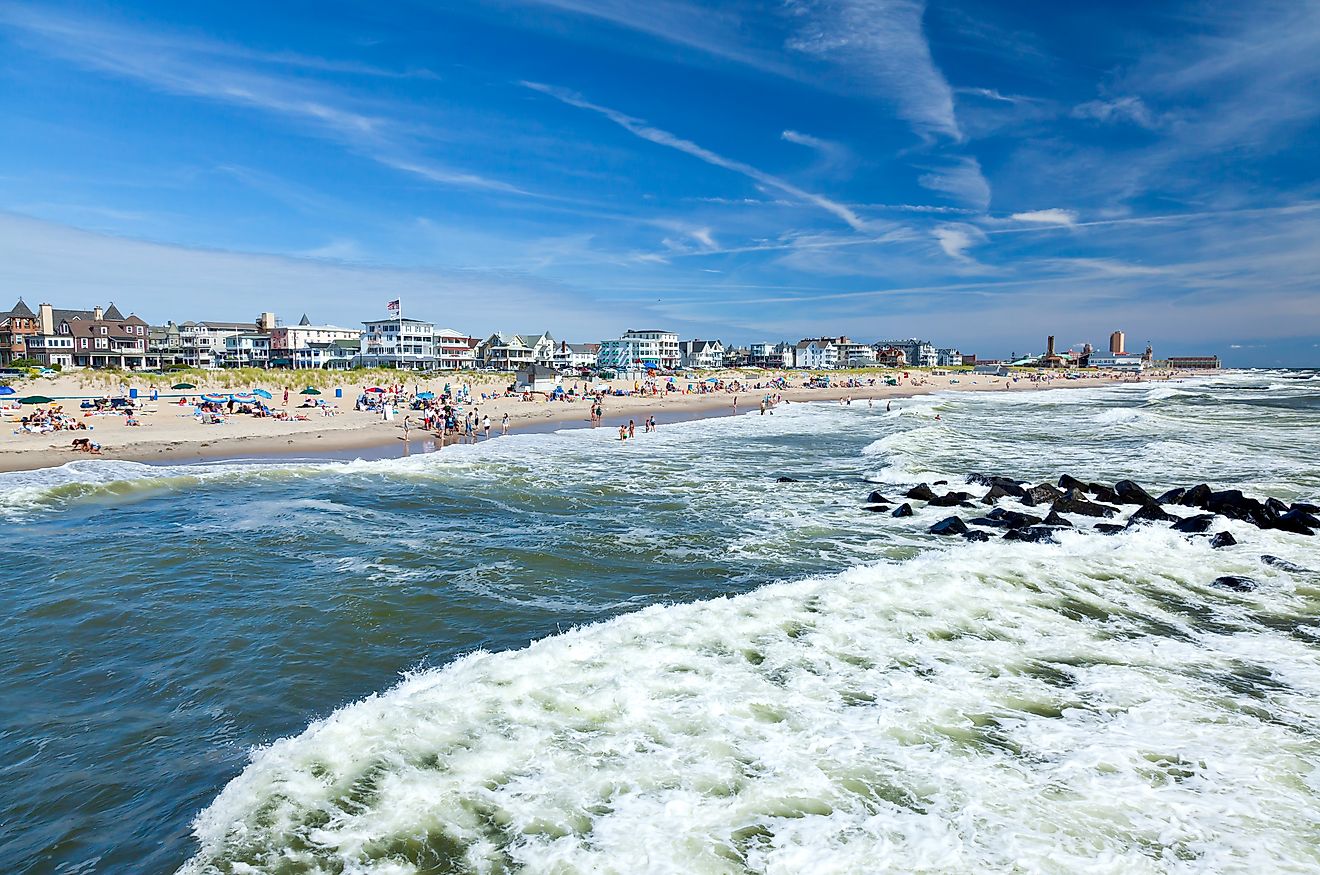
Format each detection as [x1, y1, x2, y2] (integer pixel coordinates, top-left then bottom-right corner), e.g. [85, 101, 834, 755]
[1047, 335, 1056, 357]
[1109, 330, 1126, 355]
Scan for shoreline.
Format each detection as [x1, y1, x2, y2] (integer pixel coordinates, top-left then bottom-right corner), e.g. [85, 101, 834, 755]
[0, 372, 1177, 474]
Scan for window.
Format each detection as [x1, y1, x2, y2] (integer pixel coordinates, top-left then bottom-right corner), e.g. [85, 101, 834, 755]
[99, 327, 107, 335]
[80, 338, 89, 349]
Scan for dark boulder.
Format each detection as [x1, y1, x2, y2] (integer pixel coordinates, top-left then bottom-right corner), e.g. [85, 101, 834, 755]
[1127, 503, 1178, 525]
[1022, 483, 1064, 507]
[1262, 555, 1311, 573]
[1058, 474, 1088, 492]
[1088, 483, 1122, 505]
[1291, 501, 1320, 514]
[1209, 532, 1237, 549]
[1172, 514, 1216, 533]
[969, 509, 1042, 530]
[892, 503, 914, 518]
[1271, 508, 1318, 536]
[905, 484, 937, 501]
[1202, 489, 1263, 522]
[981, 483, 1023, 504]
[1157, 487, 1187, 504]
[967, 473, 1025, 490]
[1179, 484, 1212, 508]
[1052, 491, 1119, 518]
[1042, 510, 1073, 528]
[1115, 480, 1157, 506]
[1003, 527, 1057, 543]
[929, 516, 969, 536]
[1211, 575, 1257, 592]
[962, 530, 991, 542]
[775, 476, 799, 483]
[929, 491, 975, 507]
[1095, 524, 1126, 535]
[1266, 497, 1290, 516]
[863, 504, 892, 513]
[933, 480, 948, 486]
[866, 490, 891, 504]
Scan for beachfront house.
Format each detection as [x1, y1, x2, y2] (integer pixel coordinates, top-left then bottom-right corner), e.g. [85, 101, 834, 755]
[435, 329, 480, 370]
[0, 298, 39, 366]
[358, 317, 438, 370]
[795, 338, 839, 370]
[678, 339, 725, 370]
[936, 347, 962, 367]
[552, 341, 600, 370]
[223, 333, 272, 368]
[874, 346, 908, 367]
[477, 333, 535, 371]
[269, 315, 360, 367]
[22, 303, 152, 370]
[834, 339, 877, 368]
[748, 342, 795, 368]
[597, 329, 680, 372]
[293, 338, 360, 369]
[874, 338, 938, 368]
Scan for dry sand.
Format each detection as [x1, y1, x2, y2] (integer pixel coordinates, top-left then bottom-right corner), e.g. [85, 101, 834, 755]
[0, 369, 1167, 473]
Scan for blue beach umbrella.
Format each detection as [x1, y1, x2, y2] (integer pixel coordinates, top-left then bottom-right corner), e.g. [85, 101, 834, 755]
[0, 385, 15, 395]
[417, 391, 435, 399]
[252, 388, 273, 399]
[231, 393, 257, 404]
[201, 393, 227, 404]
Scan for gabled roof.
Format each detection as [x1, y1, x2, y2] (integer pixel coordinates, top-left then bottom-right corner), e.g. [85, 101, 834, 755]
[103, 303, 125, 320]
[8, 298, 35, 318]
[299, 314, 311, 325]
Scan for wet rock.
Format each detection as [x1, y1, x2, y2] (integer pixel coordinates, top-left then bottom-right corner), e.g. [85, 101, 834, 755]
[1291, 501, 1320, 514]
[1095, 524, 1126, 535]
[1203, 489, 1265, 523]
[981, 483, 1022, 504]
[892, 503, 914, 518]
[933, 480, 948, 486]
[929, 516, 969, 536]
[1115, 480, 1158, 506]
[1157, 487, 1187, 504]
[1088, 483, 1122, 504]
[1052, 491, 1120, 518]
[1266, 497, 1290, 516]
[1179, 484, 1213, 508]
[1210, 532, 1237, 549]
[1128, 503, 1178, 524]
[969, 509, 1043, 530]
[929, 490, 975, 507]
[962, 530, 991, 542]
[1058, 474, 1088, 492]
[905, 484, 937, 501]
[1272, 508, 1318, 535]
[1262, 555, 1311, 572]
[1003, 527, 1057, 543]
[1042, 510, 1073, 528]
[1172, 514, 1216, 533]
[1022, 483, 1064, 507]
[866, 490, 891, 504]
[967, 473, 1025, 489]
[1211, 575, 1257, 592]
[862, 504, 892, 513]
[776, 476, 799, 483]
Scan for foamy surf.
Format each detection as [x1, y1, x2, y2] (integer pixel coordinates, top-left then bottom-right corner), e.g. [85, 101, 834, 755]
[179, 528, 1320, 874]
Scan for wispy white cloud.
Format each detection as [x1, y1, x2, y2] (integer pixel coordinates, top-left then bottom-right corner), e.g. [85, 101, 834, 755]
[917, 156, 991, 210]
[1010, 208, 1078, 226]
[1072, 95, 1158, 129]
[522, 81, 870, 231]
[932, 222, 986, 260]
[954, 86, 1033, 104]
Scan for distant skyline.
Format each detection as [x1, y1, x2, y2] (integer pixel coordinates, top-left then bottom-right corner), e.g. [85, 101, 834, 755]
[2, 1, 1318, 366]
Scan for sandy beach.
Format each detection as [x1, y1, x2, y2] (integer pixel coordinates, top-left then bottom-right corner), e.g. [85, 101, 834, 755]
[0, 368, 1175, 473]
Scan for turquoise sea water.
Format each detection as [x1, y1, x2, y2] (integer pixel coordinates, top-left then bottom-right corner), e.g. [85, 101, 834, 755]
[2, 372, 1319, 873]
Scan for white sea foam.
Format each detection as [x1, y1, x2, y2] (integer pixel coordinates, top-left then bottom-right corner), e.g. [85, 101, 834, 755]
[180, 527, 1320, 874]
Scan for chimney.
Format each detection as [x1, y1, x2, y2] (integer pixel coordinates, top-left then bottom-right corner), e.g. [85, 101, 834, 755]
[94, 305, 104, 321]
[38, 303, 54, 336]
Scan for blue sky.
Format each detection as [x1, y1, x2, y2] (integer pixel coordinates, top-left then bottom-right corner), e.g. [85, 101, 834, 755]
[1, 0, 1318, 364]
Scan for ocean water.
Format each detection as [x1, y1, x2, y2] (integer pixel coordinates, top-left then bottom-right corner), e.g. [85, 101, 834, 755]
[2, 371, 1319, 874]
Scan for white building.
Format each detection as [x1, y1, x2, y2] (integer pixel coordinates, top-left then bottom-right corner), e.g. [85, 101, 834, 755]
[795, 338, 839, 369]
[1088, 354, 1147, 372]
[679, 339, 725, 369]
[358, 318, 437, 370]
[293, 339, 360, 370]
[748, 342, 795, 368]
[552, 341, 600, 370]
[597, 329, 680, 371]
[936, 347, 962, 367]
[269, 315, 360, 366]
[434, 329, 479, 370]
[223, 333, 271, 368]
[177, 321, 251, 369]
[478, 333, 535, 371]
[835, 340, 877, 368]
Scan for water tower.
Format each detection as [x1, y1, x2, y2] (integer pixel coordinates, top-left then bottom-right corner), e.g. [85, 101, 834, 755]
[1109, 330, 1126, 355]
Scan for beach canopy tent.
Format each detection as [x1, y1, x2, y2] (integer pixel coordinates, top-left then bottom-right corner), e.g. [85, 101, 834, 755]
[18, 396, 54, 404]
[252, 388, 273, 399]
[299, 387, 321, 395]
[171, 383, 196, 390]
[0, 385, 15, 396]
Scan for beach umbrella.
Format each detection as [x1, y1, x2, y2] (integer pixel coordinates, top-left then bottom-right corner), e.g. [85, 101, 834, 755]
[201, 393, 227, 404]
[0, 385, 15, 396]
[416, 391, 435, 399]
[171, 382, 196, 390]
[18, 395, 54, 404]
[364, 387, 385, 393]
[252, 388, 273, 399]
[231, 393, 257, 404]
[300, 387, 321, 395]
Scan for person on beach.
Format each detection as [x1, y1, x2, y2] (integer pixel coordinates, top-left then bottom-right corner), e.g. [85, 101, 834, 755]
[501, 413, 509, 435]
[402, 415, 412, 442]
[482, 414, 491, 440]
[733, 396, 738, 413]
[628, 419, 635, 439]
[618, 424, 628, 441]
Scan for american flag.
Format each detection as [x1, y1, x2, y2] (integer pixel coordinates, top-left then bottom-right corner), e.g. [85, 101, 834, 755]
[386, 299, 400, 313]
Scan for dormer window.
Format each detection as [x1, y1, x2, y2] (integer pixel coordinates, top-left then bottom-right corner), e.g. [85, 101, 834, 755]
[99, 327, 107, 335]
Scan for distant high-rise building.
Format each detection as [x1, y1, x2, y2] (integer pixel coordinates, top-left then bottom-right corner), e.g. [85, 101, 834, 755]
[1109, 330, 1126, 355]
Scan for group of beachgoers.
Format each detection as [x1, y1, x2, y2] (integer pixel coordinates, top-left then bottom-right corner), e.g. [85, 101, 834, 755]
[11, 405, 89, 435]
